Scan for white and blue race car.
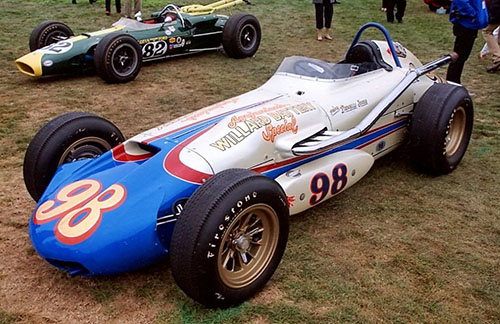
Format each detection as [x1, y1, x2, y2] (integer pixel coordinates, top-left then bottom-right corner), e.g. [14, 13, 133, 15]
[24, 23, 473, 308]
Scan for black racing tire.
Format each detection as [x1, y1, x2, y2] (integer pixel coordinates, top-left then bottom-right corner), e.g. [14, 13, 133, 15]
[29, 21, 74, 52]
[23, 112, 124, 202]
[409, 83, 473, 175]
[170, 169, 289, 308]
[222, 13, 261, 59]
[94, 33, 142, 83]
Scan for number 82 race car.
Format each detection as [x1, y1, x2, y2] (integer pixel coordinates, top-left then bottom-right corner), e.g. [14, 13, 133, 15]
[15, 0, 260, 83]
[23, 24, 473, 308]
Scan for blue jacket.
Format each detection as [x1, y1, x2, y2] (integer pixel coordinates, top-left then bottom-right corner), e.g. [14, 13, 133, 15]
[450, 0, 489, 29]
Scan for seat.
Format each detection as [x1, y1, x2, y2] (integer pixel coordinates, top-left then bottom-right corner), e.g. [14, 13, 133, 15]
[343, 40, 393, 72]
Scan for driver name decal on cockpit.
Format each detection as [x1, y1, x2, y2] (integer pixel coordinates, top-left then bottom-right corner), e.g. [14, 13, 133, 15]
[330, 99, 368, 116]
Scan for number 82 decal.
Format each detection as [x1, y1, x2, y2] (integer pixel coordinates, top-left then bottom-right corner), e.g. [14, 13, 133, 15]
[142, 40, 168, 58]
[309, 163, 348, 206]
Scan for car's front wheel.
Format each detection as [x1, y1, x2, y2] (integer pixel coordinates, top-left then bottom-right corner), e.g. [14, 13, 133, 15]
[23, 112, 124, 201]
[29, 21, 74, 51]
[94, 33, 143, 83]
[409, 83, 473, 175]
[222, 13, 261, 59]
[170, 169, 289, 308]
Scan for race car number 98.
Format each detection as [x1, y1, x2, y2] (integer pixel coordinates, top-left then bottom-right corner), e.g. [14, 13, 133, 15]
[33, 179, 127, 245]
[142, 40, 167, 58]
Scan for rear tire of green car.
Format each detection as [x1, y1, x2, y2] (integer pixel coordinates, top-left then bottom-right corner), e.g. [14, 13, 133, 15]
[94, 33, 143, 83]
[29, 21, 74, 51]
[222, 14, 261, 59]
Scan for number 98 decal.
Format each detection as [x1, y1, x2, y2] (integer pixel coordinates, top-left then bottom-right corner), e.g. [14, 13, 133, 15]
[142, 40, 167, 58]
[33, 179, 127, 245]
[309, 163, 348, 206]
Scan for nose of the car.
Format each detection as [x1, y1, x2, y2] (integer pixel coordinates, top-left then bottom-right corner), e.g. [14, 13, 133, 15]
[15, 52, 43, 77]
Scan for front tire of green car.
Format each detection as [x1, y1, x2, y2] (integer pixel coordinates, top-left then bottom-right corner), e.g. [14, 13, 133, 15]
[94, 33, 143, 83]
[29, 21, 74, 51]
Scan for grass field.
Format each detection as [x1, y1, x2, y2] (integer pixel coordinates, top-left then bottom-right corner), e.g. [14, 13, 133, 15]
[0, 0, 499, 323]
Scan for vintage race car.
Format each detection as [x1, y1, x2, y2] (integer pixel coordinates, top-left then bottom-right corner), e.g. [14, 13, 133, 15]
[15, 0, 260, 83]
[24, 24, 473, 308]
[424, 0, 452, 11]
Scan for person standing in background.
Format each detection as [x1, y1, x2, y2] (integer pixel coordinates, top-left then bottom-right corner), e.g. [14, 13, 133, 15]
[446, 0, 489, 83]
[482, 0, 500, 72]
[313, 0, 334, 41]
[124, 0, 142, 18]
[105, 0, 122, 16]
[383, 0, 407, 23]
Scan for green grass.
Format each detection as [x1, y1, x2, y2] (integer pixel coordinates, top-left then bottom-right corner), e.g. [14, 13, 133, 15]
[0, 0, 499, 323]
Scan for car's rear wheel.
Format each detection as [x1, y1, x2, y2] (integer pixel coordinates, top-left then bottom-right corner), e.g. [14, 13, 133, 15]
[29, 21, 74, 51]
[409, 83, 473, 175]
[222, 14, 261, 59]
[94, 34, 142, 83]
[23, 112, 124, 202]
[170, 169, 289, 308]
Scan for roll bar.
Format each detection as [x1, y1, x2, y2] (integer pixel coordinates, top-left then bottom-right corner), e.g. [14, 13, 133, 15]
[347, 22, 402, 68]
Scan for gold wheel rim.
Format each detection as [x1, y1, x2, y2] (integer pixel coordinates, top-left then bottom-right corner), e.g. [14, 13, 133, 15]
[58, 136, 112, 165]
[445, 106, 466, 156]
[218, 203, 279, 289]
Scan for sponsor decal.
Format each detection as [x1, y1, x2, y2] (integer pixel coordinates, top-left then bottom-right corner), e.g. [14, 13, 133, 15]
[176, 36, 182, 44]
[43, 60, 53, 67]
[33, 179, 126, 245]
[168, 26, 175, 32]
[138, 36, 169, 45]
[376, 140, 386, 152]
[287, 195, 296, 207]
[165, 30, 172, 36]
[37, 41, 73, 55]
[169, 37, 176, 43]
[169, 43, 185, 50]
[210, 103, 316, 151]
[330, 99, 368, 116]
[179, 97, 240, 123]
[393, 42, 407, 58]
[262, 116, 298, 143]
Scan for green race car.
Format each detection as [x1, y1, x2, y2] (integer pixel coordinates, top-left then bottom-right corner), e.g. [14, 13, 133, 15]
[15, 0, 260, 83]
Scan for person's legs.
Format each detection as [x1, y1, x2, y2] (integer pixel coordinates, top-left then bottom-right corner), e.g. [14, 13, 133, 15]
[324, 0, 333, 39]
[315, 3, 324, 40]
[134, 0, 142, 15]
[124, 0, 131, 17]
[482, 24, 500, 70]
[395, 0, 406, 23]
[446, 23, 478, 83]
[105, 0, 111, 14]
[116, 0, 121, 13]
[385, 0, 395, 23]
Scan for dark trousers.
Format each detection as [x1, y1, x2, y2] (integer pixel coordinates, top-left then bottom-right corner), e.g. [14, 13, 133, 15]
[106, 0, 121, 12]
[446, 23, 478, 84]
[386, 0, 406, 22]
[315, 1, 334, 29]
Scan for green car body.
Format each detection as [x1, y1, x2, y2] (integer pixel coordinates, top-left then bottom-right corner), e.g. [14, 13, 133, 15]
[16, 6, 260, 82]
